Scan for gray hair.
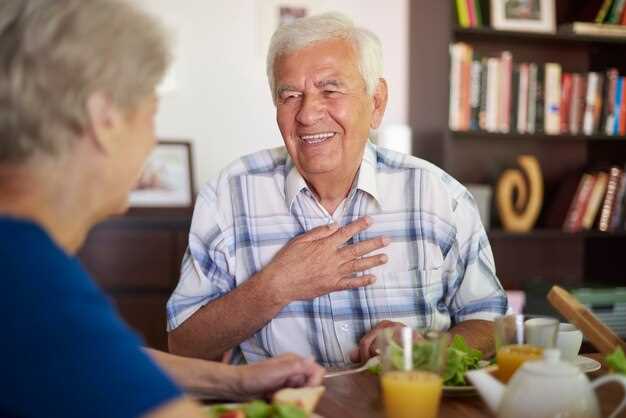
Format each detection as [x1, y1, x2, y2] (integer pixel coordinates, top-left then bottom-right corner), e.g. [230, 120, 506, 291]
[0, 0, 171, 163]
[266, 12, 383, 103]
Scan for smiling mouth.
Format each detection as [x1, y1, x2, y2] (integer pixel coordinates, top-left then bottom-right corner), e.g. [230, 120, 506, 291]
[299, 132, 336, 145]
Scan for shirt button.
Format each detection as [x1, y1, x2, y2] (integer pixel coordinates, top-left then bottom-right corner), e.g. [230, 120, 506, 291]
[340, 323, 349, 332]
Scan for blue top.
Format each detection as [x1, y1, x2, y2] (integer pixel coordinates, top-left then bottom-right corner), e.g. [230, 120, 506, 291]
[0, 217, 181, 418]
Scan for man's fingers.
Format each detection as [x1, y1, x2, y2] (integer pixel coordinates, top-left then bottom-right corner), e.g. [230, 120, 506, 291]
[339, 236, 390, 260]
[337, 274, 376, 290]
[328, 216, 372, 245]
[298, 223, 339, 242]
[339, 254, 388, 275]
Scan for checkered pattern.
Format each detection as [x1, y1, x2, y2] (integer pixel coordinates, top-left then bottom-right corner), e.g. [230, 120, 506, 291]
[166, 142, 507, 367]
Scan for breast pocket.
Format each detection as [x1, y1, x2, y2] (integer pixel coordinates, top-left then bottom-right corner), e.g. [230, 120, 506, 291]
[366, 268, 446, 330]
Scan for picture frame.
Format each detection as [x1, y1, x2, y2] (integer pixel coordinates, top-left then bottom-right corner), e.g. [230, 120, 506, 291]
[490, 0, 556, 33]
[128, 140, 195, 210]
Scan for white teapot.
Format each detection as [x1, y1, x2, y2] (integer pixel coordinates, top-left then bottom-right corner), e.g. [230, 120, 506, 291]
[466, 349, 626, 418]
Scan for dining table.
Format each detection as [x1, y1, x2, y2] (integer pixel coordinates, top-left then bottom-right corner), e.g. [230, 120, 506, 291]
[316, 353, 626, 418]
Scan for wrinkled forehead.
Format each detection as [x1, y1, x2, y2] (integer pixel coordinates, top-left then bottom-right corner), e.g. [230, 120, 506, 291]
[274, 38, 362, 83]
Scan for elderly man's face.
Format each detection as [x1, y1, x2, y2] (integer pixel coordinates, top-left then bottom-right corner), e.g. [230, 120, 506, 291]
[274, 39, 386, 181]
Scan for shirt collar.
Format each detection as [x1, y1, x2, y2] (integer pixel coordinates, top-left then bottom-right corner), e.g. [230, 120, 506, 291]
[284, 141, 382, 209]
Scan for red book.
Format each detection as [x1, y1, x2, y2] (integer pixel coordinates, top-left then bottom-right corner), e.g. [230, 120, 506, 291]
[561, 73, 573, 134]
[564, 173, 596, 232]
[466, 0, 476, 27]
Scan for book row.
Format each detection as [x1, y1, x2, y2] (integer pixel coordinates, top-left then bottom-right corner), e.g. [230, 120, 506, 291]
[449, 42, 626, 137]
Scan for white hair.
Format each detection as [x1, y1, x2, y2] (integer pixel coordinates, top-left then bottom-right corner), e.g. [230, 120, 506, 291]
[266, 12, 383, 104]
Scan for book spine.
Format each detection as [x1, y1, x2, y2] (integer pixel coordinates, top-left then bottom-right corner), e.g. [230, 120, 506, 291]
[596, 0, 616, 23]
[570, 74, 582, 135]
[610, 171, 626, 231]
[613, 76, 624, 135]
[564, 173, 595, 232]
[583, 72, 600, 135]
[593, 74, 604, 134]
[486, 57, 500, 133]
[536, 65, 546, 134]
[527, 63, 538, 134]
[510, 65, 520, 133]
[582, 172, 608, 230]
[599, 167, 622, 231]
[517, 63, 529, 134]
[474, 0, 483, 27]
[466, 0, 476, 27]
[603, 69, 619, 135]
[499, 51, 513, 133]
[470, 59, 482, 130]
[456, 0, 470, 28]
[621, 79, 626, 135]
[460, 47, 473, 131]
[448, 44, 462, 131]
[478, 58, 488, 130]
[560, 73, 573, 134]
[608, 0, 626, 24]
[545, 63, 562, 135]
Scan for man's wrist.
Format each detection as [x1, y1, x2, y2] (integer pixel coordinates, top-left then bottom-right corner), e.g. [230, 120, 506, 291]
[250, 265, 290, 309]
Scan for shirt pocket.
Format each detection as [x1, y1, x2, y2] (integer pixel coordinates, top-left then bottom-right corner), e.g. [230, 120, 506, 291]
[367, 267, 446, 329]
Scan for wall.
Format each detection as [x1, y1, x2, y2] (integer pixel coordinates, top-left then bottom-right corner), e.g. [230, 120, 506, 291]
[136, 0, 409, 189]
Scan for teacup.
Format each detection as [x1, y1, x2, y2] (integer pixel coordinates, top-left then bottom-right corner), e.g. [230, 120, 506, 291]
[556, 322, 583, 362]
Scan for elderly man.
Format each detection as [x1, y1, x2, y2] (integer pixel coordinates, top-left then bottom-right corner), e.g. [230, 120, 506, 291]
[167, 13, 507, 367]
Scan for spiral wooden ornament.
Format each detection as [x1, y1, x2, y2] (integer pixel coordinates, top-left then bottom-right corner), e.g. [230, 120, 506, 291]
[496, 155, 543, 232]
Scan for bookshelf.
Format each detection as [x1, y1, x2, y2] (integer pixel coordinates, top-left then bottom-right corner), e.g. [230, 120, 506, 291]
[409, 0, 626, 290]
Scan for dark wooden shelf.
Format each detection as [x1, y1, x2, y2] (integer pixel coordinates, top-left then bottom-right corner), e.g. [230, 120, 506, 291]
[488, 229, 626, 239]
[451, 130, 626, 142]
[453, 26, 626, 45]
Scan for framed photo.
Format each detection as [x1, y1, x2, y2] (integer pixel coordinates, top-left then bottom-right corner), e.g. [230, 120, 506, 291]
[128, 140, 194, 209]
[490, 0, 556, 33]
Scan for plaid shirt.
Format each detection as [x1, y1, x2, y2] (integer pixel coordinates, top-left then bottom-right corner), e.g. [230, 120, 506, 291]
[166, 142, 507, 367]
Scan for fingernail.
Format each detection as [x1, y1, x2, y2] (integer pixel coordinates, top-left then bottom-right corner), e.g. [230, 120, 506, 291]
[382, 236, 391, 246]
[380, 254, 388, 263]
[363, 216, 373, 225]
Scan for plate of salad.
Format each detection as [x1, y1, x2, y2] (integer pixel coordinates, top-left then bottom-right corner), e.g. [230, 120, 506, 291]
[368, 335, 491, 396]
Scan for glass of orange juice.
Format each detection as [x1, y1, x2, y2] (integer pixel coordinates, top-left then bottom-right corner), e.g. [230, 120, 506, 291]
[494, 314, 559, 383]
[378, 327, 449, 418]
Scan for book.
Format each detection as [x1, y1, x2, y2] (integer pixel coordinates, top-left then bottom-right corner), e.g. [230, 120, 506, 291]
[582, 172, 608, 230]
[456, 0, 470, 28]
[486, 57, 500, 133]
[598, 167, 622, 231]
[545, 63, 562, 135]
[613, 76, 624, 135]
[564, 173, 596, 232]
[603, 69, 619, 135]
[607, 0, 626, 23]
[466, 0, 477, 27]
[478, 58, 488, 130]
[499, 51, 513, 133]
[559, 22, 626, 37]
[583, 72, 602, 135]
[517, 64, 529, 134]
[470, 58, 482, 130]
[610, 170, 626, 230]
[595, 0, 616, 23]
[527, 63, 538, 134]
[570, 74, 585, 135]
[560, 73, 573, 134]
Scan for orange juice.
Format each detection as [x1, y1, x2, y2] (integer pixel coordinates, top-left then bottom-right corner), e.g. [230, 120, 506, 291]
[381, 370, 443, 418]
[496, 344, 543, 382]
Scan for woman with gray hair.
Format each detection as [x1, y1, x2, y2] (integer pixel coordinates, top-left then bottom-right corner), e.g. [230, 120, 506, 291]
[0, 1, 323, 418]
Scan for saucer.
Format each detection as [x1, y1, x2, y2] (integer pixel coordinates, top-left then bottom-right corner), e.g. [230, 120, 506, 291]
[574, 355, 601, 373]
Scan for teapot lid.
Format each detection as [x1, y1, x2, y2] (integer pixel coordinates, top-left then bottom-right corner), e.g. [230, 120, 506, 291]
[520, 349, 581, 377]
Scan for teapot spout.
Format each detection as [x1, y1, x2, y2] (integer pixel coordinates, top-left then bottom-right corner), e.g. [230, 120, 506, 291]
[466, 368, 505, 414]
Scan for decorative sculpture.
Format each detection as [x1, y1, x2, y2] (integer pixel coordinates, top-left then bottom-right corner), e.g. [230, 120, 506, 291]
[496, 155, 543, 232]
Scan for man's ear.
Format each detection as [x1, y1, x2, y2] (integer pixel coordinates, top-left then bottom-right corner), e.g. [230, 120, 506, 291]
[370, 78, 388, 130]
[85, 91, 123, 154]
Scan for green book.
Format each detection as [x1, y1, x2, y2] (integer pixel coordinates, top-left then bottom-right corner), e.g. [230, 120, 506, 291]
[456, 0, 470, 28]
[474, 0, 483, 27]
[595, 0, 616, 23]
[607, 0, 626, 23]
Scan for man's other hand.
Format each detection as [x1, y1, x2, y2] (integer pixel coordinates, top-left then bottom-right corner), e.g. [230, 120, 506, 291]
[349, 320, 406, 363]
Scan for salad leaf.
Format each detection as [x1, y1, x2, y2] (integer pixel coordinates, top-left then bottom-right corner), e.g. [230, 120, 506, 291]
[443, 335, 483, 386]
[606, 347, 626, 375]
[368, 334, 484, 386]
[243, 401, 273, 418]
[273, 404, 308, 418]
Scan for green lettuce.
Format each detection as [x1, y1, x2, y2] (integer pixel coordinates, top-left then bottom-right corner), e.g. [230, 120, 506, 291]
[606, 347, 626, 375]
[368, 334, 484, 386]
